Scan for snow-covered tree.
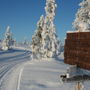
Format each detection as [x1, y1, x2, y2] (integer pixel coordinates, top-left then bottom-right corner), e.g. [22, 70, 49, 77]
[31, 15, 45, 58]
[73, 0, 90, 31]
[41, 0, 61, 58]
[2, 26, 15, 50]
[23, 37, 28, 45]
[31, 0, 61, 59]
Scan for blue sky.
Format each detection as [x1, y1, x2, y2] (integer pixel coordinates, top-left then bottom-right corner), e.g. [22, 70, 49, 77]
[0, 0, 82, 42]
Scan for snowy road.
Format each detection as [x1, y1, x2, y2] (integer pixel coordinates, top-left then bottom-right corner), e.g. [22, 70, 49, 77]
[0, 49, 31, 90]
[0, 49, 90, 90]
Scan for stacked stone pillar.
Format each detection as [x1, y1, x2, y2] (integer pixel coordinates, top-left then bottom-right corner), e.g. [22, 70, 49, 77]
[64, 32, 90, 70]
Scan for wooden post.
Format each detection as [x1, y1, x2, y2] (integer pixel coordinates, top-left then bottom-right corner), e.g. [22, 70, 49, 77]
[75, 81, 84, 90]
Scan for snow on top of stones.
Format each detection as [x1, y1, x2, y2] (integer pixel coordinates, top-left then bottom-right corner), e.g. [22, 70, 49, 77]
[67, 30, 90, 33]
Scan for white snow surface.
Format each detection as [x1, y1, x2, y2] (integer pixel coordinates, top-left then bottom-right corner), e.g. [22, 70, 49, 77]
[0, 49, 90, 90]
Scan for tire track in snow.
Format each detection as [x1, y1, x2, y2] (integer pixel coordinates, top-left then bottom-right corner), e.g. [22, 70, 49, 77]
[0, 50, 31, 90]
[17, 67, 24, 90]
[0, 50, 30, 79]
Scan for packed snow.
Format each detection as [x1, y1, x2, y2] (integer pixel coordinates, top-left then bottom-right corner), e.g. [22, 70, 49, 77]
[0, 49, 31, 90]
[0, 48, 90, 90]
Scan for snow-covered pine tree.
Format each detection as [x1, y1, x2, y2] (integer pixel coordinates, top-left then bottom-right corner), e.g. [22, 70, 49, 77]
[41, 0, 61, 58]
[73, 0, 90, 31]
[31, 15, 44, 58]
[2, 26, 15, 50]
[23, 37, 28, 45]
[31, 0, 61, 59]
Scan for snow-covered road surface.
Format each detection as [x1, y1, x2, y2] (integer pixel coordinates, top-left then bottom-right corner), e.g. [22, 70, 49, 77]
[0, 49, 90, 90]
[0, 49, 31, 90]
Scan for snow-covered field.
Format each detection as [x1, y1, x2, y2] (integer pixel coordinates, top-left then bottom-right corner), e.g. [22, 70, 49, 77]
[0, 49, 90, 90]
